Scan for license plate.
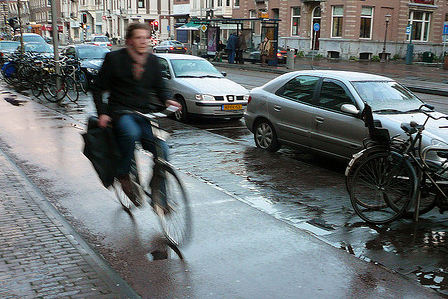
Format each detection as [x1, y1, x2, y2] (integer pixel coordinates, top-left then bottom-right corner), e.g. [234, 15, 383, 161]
[176, 47, 182, 49]
[222, 104, 243, 111]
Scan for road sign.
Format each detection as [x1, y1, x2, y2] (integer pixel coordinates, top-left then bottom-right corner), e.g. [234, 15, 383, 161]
[313, 23, 320, 32]
[167, 25, 170, 32]
[102, 15, 106, 20]
[200, 24, 207, 33]
[406, 25, 411, 34]
[443, 23, 448, 35]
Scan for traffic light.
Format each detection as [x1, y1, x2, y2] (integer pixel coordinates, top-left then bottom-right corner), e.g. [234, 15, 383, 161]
[152, 20, 159, 31]
[8, 17, 18, 29]
[82, 23, 87, 29]
[82, 13, 87, 24]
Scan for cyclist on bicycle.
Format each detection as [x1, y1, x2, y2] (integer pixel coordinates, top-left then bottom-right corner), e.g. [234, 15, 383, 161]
[91, 23, 181, 206]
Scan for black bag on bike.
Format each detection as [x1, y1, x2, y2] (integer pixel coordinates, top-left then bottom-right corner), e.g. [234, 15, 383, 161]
[82, 116, 121, 188]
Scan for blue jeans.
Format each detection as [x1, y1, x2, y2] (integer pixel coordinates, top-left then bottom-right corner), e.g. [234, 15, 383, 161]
[114, 114, 168, 176]
[228, 50, 235, 64]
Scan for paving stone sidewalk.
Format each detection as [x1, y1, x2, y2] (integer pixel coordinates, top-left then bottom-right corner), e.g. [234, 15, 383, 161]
[0, 148, 139, 299]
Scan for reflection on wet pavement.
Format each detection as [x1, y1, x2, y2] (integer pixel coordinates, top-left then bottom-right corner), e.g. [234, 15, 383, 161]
[165, 120, 448, 296]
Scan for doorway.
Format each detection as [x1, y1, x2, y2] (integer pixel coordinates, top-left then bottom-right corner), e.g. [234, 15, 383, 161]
[311, 6, 321, 50]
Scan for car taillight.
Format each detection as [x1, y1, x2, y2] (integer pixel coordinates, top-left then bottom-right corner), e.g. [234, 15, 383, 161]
[107, 43, 112, 47]
[184, 47, 187, 50]
[94, 43, 99, 46]
[170, 47, 174, 50]
[248, 96, 252, 103]
[0, 52, 3, 57]
[277, 53, 282, 57]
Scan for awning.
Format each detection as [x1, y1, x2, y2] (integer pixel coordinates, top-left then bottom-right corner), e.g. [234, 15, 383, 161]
[177, 21, 201, 31]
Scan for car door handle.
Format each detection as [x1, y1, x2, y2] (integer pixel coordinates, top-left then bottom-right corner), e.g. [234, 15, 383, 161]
[315, 116, 324, 123]
[273, 105, 282, 111]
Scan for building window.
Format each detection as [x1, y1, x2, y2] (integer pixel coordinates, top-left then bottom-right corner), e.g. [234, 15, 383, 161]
[332, 6, 344, 38]
[234, 0, 239, 6]
[360, 6, 373, 39]
[226, 0, 230, 6]
[291, 7, 301, 36]
[218, 0, 222, 6]
[138, 0, 144, 8]
[408, 11, 431, 41]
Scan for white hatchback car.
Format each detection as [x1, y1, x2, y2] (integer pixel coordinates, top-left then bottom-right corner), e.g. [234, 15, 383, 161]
[85, 35, 112, 50]
[156, 53, 249, 121]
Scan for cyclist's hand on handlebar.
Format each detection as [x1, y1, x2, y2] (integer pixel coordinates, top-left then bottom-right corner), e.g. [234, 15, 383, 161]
[98, 114, 112, 128]
[166, 99, 181, 110]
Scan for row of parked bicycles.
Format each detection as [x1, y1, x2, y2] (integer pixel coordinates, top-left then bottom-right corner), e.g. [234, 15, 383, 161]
[1, 52, 88, 103]
[346, 103, 448, 224]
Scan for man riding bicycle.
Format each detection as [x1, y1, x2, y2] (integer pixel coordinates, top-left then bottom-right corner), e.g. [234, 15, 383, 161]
[91, 23, 181, 206]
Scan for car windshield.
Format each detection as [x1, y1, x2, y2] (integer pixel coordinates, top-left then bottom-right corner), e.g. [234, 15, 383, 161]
[171, 59, 223, 78]
[171, 41, 183, 46]
[352, 81, 423, 113]
[25, 43, 52, 53]
[78, 47, 109, 59]
[0, 42, 20, 50]
[93, 37, 109, 42]
[23, 36, 45, 43]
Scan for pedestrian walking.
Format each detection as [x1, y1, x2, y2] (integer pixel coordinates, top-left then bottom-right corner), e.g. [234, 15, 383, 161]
[226, 32, 238, 64]
[260, 36, 271, 67]
[237, 31, 247, 64]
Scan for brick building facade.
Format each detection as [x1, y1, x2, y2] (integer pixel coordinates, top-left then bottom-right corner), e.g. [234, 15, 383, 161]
[233, 0, 448, 59]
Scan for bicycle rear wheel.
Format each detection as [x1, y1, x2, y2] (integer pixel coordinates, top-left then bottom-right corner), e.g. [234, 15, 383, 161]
[113, 178, 133, 213]
[65, 77, 79, 102]
[350, 151, 416, 224]
[150, 162, 192, 247]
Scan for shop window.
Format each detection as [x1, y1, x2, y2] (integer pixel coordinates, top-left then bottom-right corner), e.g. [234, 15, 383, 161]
[291, 7, 301, 36]
[332, 6, 344, 38]
[360, 6, 373, 39]
[408, 11, 431, 41]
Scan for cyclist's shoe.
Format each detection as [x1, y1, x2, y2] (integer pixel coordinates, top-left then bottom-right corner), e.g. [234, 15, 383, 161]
[117, 174, 142, 207]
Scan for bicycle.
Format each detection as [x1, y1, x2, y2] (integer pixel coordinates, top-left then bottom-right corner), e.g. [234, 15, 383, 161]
[346, 103, 448, 224]
[112, 106, 192, 247]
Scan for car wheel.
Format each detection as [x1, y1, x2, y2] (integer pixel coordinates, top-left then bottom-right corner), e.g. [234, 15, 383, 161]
[174, 96, 189, 122]
[254, 120, 281, 152]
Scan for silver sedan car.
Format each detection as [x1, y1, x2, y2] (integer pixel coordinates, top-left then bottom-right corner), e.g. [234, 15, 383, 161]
[245, 70, 448, 160]
[155, 54, 249, 121]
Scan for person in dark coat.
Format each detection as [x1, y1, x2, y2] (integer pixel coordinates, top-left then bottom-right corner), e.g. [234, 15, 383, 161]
[236, 31, 247, 64]
[226, 32, 238, 64]
[91, 23, 181, 206]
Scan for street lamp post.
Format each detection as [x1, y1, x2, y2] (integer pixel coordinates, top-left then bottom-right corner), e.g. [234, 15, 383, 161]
[380, 14, 391, 63]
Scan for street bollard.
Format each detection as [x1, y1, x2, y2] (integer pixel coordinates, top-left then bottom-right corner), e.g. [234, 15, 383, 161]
[405, 44, 414, 65]
[286, 49, 294, 70]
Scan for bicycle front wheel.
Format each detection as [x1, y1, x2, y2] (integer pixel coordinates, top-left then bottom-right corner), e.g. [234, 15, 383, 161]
[350, 151, 417, 224]
[42, 74, 67, 102]
[150, 162, 192, 247]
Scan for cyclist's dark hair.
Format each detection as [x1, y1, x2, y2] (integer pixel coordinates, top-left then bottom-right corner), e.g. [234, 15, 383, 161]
[125, 23, 150, 40]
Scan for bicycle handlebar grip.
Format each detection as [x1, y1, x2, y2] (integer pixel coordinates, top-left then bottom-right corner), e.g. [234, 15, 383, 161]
[423, 103, 435, 110]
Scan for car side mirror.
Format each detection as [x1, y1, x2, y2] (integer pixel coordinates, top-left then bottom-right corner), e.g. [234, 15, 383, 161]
[221, 71, 227, 77]
[341, 104, 360, 115]
[161, 70, 171, 79]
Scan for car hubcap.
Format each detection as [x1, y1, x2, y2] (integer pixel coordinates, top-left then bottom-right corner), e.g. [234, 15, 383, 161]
[256, 123, 273, 148]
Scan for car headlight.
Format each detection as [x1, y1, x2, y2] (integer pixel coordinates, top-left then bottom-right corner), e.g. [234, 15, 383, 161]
[195, 94, 215, 101]
[86, 67, 98, 74]
[243, 94, 250, 101]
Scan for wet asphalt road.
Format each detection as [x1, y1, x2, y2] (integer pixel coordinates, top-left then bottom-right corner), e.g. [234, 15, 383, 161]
[2, 67, 448, 296]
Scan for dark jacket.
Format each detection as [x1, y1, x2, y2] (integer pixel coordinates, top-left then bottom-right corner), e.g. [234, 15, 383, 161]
[90, 48, 168, 121]
[226, 34, 238, 51]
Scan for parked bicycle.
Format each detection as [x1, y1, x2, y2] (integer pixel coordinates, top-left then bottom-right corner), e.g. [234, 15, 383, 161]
[113, 106, 192, 247]
[346, 103, 448, 224]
